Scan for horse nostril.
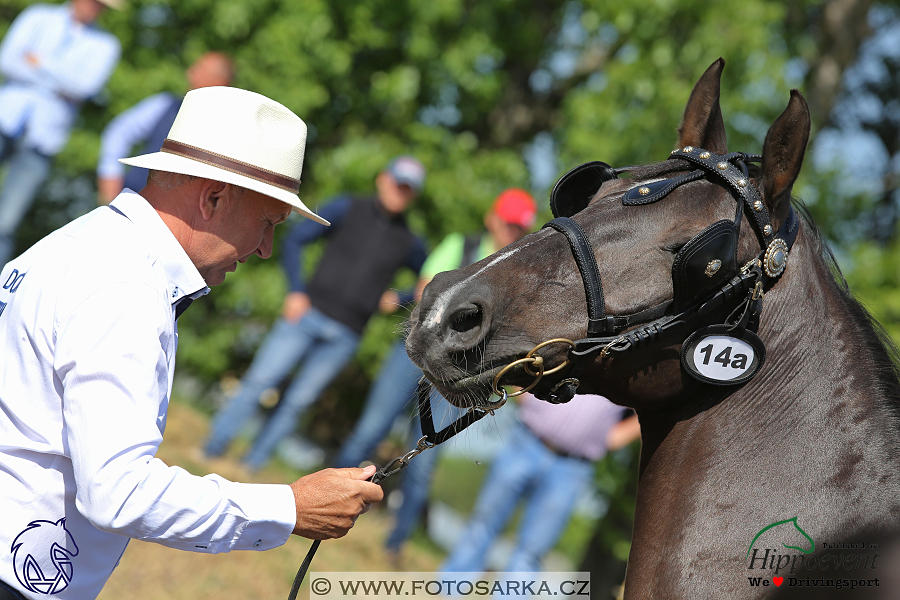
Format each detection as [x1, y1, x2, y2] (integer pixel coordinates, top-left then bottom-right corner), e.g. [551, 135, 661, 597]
[449, 305, 483, 334]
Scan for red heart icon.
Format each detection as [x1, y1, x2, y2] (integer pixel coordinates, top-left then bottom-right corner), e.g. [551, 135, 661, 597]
[773, 577, 783, 587]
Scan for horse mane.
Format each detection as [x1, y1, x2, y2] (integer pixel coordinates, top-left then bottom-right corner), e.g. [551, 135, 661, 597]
[793, 199, 900, 416]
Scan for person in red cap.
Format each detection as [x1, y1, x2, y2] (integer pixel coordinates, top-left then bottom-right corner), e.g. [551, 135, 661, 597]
[333, 187, 538, 564]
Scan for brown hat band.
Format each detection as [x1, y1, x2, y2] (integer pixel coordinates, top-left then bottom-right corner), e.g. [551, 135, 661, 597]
[161, 139, 300, 194]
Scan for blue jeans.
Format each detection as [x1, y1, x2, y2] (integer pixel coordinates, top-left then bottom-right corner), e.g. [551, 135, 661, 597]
[0, 134, 52, 267]
[204, 307, 360, 470]
[439, 421, 595, 574]
[333, 339, 465, 551]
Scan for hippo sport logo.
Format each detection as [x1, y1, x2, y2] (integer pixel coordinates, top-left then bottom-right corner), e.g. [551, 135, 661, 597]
[11, 519, 79, 595]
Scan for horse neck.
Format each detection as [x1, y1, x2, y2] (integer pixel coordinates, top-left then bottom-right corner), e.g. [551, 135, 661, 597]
[637, 225, 900, 473]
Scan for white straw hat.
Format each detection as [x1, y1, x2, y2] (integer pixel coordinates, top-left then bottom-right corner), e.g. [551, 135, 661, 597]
[121, 86, 327, 225]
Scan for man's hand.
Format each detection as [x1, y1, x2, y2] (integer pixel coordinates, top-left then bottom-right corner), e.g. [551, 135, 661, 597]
[97, 177, 124, 205]
[282, 291, 311, 323]
[290, 465, 384, 540]
[378, 290, 400, 314]
[24, 52, 41, 67]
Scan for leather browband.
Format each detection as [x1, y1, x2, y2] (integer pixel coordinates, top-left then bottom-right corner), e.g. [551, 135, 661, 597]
[160, 139, 300, 193]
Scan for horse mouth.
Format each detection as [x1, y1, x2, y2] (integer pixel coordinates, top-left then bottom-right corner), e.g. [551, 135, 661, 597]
[423, 365, 505, 409]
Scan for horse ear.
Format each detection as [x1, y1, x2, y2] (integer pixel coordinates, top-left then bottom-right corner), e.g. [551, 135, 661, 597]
[761, 90, 811, 226]
[677, 58, 728, 154]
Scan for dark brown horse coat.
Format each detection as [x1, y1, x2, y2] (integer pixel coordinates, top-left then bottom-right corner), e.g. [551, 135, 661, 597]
[406, 59, 900, 598]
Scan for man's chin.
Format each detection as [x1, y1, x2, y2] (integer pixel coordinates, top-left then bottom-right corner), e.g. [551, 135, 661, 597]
[205, 270, 227, 287]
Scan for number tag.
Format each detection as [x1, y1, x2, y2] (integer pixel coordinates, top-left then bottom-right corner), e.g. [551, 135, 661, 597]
[681, 325, 765, 386]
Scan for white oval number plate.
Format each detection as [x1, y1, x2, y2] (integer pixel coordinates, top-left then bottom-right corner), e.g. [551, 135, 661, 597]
[681, 325, 766, 386]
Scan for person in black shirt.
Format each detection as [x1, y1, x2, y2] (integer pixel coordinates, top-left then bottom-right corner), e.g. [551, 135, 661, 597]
[203, 156, 428, 471]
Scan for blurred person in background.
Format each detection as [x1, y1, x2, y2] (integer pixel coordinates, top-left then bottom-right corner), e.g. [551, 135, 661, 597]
[96, 51, 235, 204]
[203, 156, 428, 472]
[438, 393, 640, 575]
[332, 188, 538, 563]
[0, 0, 122, 267]
[0, 86, 382, 600]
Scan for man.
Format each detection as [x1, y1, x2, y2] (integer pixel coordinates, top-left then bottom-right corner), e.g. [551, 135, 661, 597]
[0, 0, 122, 267]
[0, 86, 382, 600]
[203, 156, 428, 471]
[439, 393, 640, 574]
[96, 52, 235, 204]
[332, 188, 538, 560]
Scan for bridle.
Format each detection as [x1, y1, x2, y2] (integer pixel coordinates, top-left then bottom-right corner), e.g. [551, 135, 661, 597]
[491, 146, 800, 403]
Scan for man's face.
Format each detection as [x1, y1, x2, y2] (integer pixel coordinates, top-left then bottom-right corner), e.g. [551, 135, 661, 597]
[72, 0, 106, 24]
[187, 53, 234, 90]
[202, 188, 292, 286]
[485, 212, 528, 249]
[376, 172, 418, 215]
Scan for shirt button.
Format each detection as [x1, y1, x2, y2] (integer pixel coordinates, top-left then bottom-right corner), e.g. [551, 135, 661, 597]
[253, 539, 262, 548]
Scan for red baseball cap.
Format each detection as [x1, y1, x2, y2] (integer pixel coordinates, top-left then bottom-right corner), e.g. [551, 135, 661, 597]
[492, 188, 537, 228]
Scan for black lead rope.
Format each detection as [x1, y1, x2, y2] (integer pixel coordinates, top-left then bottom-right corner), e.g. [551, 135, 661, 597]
[286, 379, 494, 600]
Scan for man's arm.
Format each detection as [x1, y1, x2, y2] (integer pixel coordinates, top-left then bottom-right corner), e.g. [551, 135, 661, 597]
[606, 413, 641, 450]
[38, 29, 120, 102]
[97, 93, 177, 203]
[0, 6, 44, 85]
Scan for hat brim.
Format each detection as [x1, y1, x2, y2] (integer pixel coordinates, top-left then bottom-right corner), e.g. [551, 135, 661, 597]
[98, 0, 125, 9]
[120, 152, 329, 226]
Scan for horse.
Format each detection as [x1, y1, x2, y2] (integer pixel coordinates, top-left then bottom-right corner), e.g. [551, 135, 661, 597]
[405, 58, 900, 598]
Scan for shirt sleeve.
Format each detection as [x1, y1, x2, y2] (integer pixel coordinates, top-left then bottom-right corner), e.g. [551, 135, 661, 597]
[280, 197, 351, 293]
[0, 7, 44, 85]
[405, 236, 428, 275]
[98, 93, 176, 178]
[54, 280, 295, 553]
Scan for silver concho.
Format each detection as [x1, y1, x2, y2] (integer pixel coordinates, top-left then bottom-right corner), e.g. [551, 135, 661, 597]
[639, 186, 650, 195]
[764, 239, 789, 278]
[705, 259, 722, 277]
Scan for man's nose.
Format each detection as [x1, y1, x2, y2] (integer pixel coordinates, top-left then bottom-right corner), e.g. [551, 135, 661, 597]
[257, 228, 275, 259]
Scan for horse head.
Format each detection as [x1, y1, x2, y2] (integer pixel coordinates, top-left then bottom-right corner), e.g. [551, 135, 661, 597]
[407, 58, 810, 413]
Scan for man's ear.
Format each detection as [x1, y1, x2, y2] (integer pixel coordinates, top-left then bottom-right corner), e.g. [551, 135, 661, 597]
[198, 179, 229, 220]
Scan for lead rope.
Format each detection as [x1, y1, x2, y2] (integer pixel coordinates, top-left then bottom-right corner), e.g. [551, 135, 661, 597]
[286, 380, 500, 600]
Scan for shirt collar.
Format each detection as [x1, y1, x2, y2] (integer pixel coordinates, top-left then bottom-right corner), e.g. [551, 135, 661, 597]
[109, 191, 210, 306]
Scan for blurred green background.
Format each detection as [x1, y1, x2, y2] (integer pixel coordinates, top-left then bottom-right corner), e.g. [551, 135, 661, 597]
[3, 0, 900, 597]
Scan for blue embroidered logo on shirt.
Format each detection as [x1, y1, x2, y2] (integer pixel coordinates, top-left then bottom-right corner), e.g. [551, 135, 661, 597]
[0, 300, 6, 318]
[11, 519, 79, 595]
[3, 269, 25, 293]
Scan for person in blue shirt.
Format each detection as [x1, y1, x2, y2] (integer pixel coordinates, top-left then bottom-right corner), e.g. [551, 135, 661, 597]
[0, 0, 122, 267]
[96, 52, 235, 204]
[203, 156, 429, 472]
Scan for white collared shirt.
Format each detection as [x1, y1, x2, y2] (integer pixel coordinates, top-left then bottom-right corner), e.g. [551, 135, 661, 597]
[0, 192, 295, 599]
